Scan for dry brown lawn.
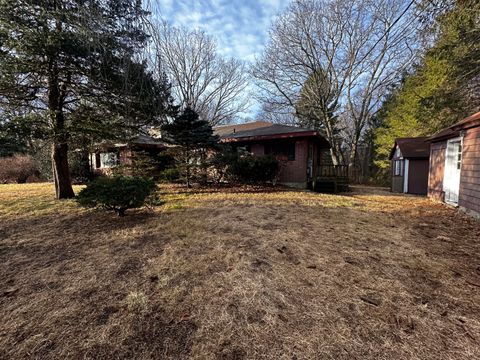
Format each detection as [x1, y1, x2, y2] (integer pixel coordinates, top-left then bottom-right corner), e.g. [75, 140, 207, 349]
[1, 183, 480, 359]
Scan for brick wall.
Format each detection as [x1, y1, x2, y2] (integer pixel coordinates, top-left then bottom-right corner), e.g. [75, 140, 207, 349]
[246, 139, 308, 186]
[250, 144, 264, 156]
[278, 139, 308, 184]
[119, 148, 132, 166]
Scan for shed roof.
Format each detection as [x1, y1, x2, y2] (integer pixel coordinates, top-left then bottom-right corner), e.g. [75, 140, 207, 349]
[451, 111, 480, 130]
[429, 111, 480, 142]
[389, 137, 430, 160]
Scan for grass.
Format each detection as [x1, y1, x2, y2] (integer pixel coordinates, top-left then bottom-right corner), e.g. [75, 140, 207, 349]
[0, 183, 83, 217]
[1, 182, 480, 359]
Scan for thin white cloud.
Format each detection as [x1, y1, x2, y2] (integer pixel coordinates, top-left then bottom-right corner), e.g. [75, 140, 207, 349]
[153, 0, 289, 63]
[151, 0, 290, 119]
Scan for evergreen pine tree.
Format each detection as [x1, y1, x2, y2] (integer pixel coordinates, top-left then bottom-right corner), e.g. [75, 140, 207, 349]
[0, 0, 175, 198]
[163, 107, 219, 187]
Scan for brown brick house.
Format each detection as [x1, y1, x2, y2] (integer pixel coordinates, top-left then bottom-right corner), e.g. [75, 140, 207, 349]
[89, 121, 346, 191]
[215, 121, 345, 190]
[428, 111, 480, 217]
[89, 132, 169, 176]
[389, 137, 430, 195]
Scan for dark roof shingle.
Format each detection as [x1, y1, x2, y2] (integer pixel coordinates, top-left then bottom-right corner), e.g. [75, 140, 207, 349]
[214, 121, 317, 139]
[214, 121, 273, 137]
[389, 137, 430, 159]
[429, 111, 480, 142]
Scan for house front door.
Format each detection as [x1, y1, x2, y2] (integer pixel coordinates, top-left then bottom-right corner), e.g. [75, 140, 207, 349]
[443, 138, 462, 205]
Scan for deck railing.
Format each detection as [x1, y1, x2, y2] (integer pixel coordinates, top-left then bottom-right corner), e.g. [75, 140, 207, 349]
[317, 165, 349, 179]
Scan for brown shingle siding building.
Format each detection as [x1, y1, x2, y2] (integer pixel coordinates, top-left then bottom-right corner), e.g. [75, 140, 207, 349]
[428, 111, 480, 217]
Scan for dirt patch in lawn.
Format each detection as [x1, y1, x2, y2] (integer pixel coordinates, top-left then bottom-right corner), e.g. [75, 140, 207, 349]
[1, 183, 480, 359]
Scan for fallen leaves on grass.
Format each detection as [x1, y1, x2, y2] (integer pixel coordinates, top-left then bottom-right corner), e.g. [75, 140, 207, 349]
[0, 183, 479, 359]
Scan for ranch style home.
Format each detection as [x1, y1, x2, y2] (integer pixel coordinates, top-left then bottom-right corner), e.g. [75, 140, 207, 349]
[214, 121, 348, 191]
[428, 111, 480, 218]
[89, 121, 348, 192]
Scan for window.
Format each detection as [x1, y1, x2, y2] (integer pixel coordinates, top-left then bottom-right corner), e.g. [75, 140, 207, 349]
[457, 143, 462, 170]
[99, 152, 118, 168]
[265, 141, 296, 161]
[237, 145, 251, 154]
[394, 160, 404, 176]
[287, 142, 295, 161]
[394, 146, 402, 158]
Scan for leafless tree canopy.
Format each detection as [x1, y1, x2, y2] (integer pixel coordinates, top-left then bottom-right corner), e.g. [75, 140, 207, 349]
[151, 22, 250, 126]
[252, 0, 419, 165]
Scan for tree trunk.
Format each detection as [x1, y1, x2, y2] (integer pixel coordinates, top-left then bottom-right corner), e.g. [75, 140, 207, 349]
[185, 149, 192, 188]
[185, 156, 191, 188]
[200, 149, 208, 184]
[48, 52, 74, 199]
[322, 122, 344, 166]
[330, 146, 345, 166]
[80, 147, 93, 181]
[348, 138, 358, 183]
[52, 141, 75, 199]
[186, 166, 190, 188]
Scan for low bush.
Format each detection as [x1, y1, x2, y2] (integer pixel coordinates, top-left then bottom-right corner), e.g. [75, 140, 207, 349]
[210, 145, 238, 183]
[159, 167, 180, 182]
[0, 154, 40, 183]
[76, 176, 157, 216]
[227, 154, 280, 183]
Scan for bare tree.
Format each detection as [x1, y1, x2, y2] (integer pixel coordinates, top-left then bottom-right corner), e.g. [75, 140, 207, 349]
[151, 21, 250, 126]
[252, 0, 420, 167]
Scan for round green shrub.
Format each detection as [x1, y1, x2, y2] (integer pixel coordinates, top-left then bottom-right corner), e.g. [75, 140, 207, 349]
[76, 176, 157, 216]
[227, 154, 279, 183]
[159, 167, 180, 183]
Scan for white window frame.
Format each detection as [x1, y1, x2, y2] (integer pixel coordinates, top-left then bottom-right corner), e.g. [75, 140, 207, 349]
[443, 136, 463, 205]
[394, 159, 404, 176]
[89, 153, 96, 170]
[99, 152, 119, 169]
[403, 159, 409, 193]
[394, 146, 402, 159]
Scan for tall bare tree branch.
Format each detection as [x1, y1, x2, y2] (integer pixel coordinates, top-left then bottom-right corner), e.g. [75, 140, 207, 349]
[252, 0, 420, 166]
[150, 21, 250, 126]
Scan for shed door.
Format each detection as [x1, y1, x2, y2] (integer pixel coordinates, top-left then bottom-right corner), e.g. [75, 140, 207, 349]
[408, 159, 429, 195]
[443, 138, 462, 205]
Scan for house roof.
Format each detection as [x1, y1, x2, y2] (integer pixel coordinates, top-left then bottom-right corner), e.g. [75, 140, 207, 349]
[429, 111, 480, 142]
[214, 121, 328, 144]
[94, 131, 168, 151]
[389, 137, 430, 160]
[214, 121, 273, 137]
[133, 133, 167, 146]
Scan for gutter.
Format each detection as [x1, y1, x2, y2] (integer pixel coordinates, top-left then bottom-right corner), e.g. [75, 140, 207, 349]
[220, 130, 321, 143]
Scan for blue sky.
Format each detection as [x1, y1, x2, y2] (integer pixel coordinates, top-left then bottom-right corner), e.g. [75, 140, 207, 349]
[150, 0, 290, 120]
[151, 0, 290, 63]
